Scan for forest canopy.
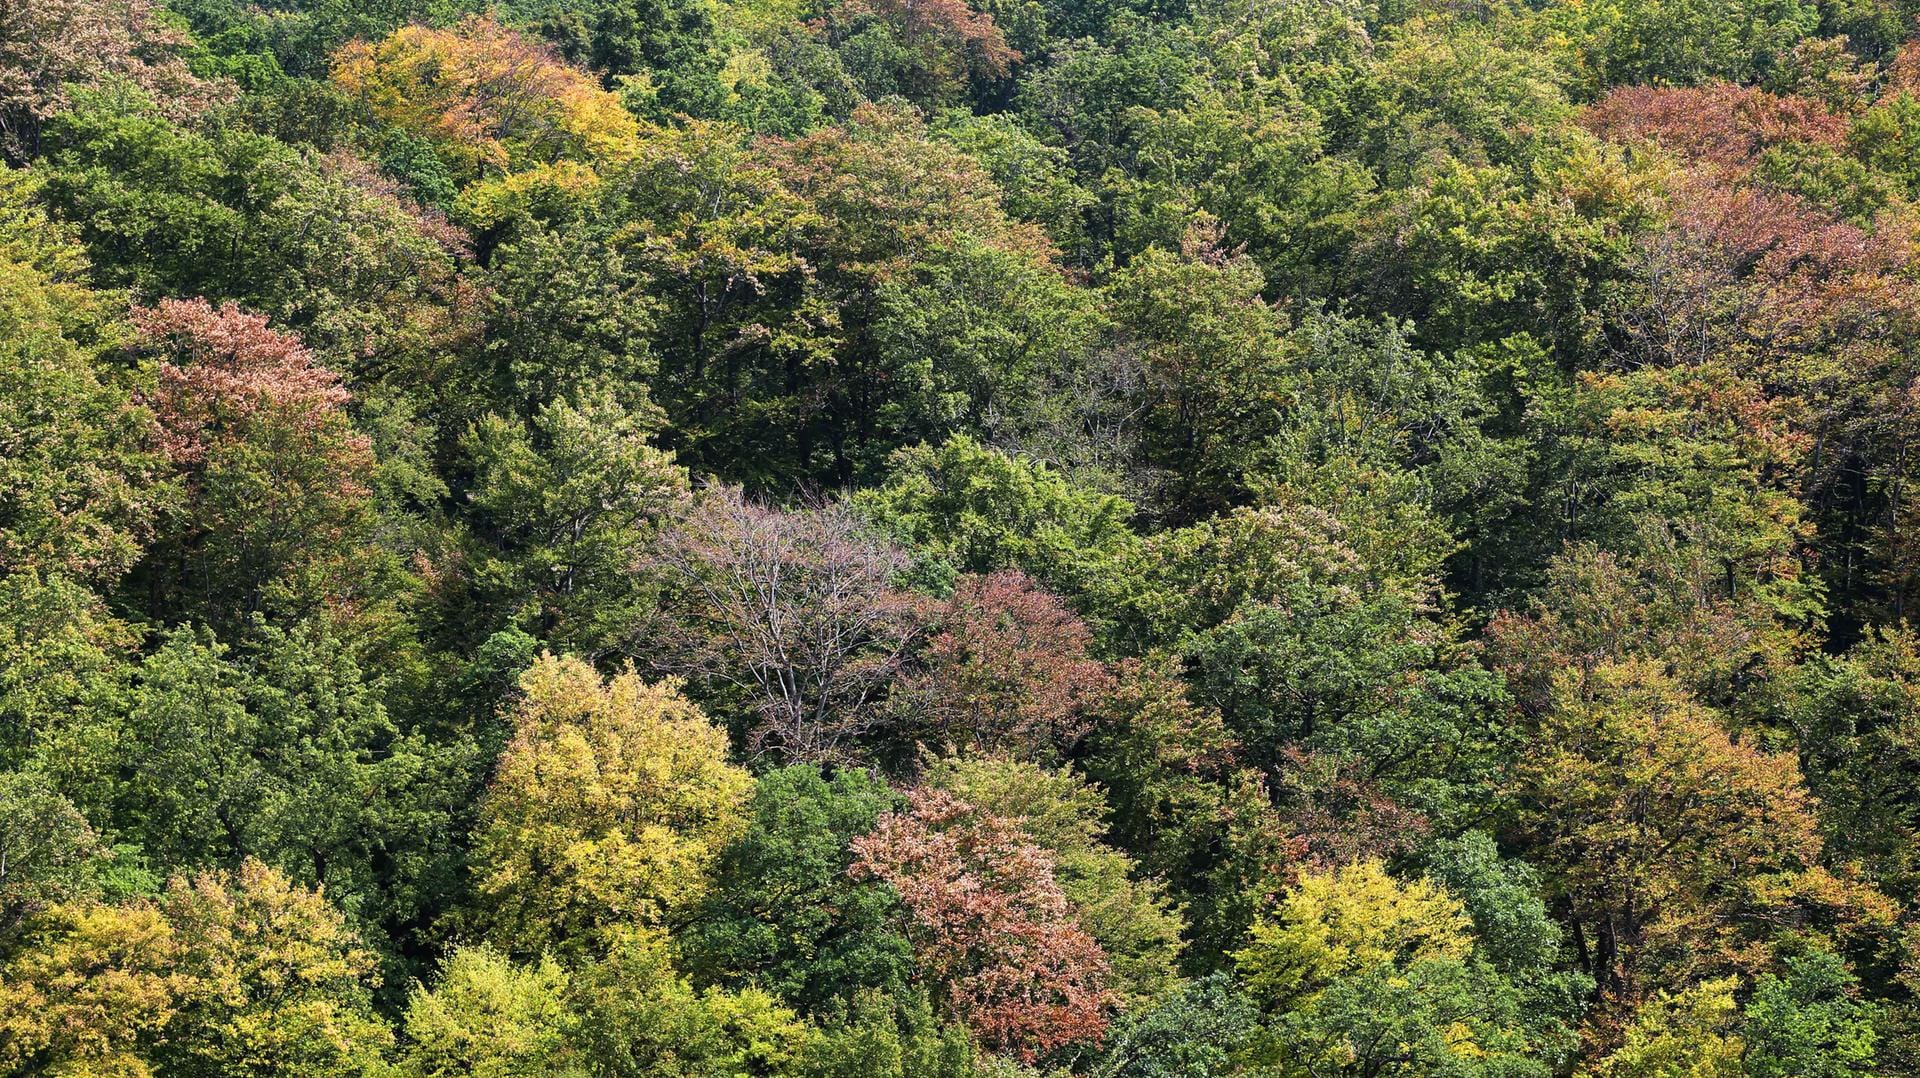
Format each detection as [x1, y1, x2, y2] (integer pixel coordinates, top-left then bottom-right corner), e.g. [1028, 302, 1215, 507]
[7, 0, 1920, 1074]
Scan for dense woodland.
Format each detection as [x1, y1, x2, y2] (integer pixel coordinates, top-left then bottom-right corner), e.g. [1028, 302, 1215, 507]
[16, 0, 1920, 1073]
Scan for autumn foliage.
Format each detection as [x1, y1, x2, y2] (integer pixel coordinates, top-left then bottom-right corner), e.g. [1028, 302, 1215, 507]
[332, 15, 641, 178]
[851, 787, 1114, 1060]
[16, 0, 1920, 1074]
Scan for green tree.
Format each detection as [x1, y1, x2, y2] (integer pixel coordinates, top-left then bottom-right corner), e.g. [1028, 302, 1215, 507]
[854, 434, 1141, 602]
[0, 167, 161, 587]
[1103, 234, 1296, 520]
[461, 387, 689, 653]
[679, 764, 915, 1016]
[114, 623, 469, 956]
[1743, 948, 1879, 1078]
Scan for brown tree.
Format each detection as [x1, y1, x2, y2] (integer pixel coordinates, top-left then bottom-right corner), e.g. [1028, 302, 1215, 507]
[1504, 660, 1889, 1007]
[1583, 84, 1849, 174]
[129, 299, 381, 628]
[0, 0, 227, 161]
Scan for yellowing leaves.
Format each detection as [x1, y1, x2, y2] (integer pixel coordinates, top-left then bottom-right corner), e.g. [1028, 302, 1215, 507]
[468, 655, 752, 958]
[1234, 859, 1472, 1008]
[332, 16, 642, 183]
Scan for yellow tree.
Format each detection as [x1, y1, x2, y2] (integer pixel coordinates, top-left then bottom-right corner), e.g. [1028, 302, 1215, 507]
[1233, 858, 1472, 1009]
[468, 655, 752, 957]
[1507, 660, 1889, 1005]
[331, 15, 641, 181]
[0, 860, 392, 1076]
[1581, 978, 1745, 1078]
[1232, 860, 1567, 1077]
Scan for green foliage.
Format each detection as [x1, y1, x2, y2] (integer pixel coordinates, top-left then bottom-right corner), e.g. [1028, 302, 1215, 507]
[111, 623, 471, 953]
[461, 387, 688, 652]
[856, 435, 1140, 601]
[1743, 948, 1879, 1078]
[0, 167, 159, 586]
[1103, 237, 1295, 519]
[1090, 973, 1261, 1077]
[37, 87, 466, 364]
[11, 0, 1920, 1072]
[679, 764, 915, 1015]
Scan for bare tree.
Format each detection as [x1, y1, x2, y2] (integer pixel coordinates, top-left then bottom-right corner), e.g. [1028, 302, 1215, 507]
[643, 488, 930, 762]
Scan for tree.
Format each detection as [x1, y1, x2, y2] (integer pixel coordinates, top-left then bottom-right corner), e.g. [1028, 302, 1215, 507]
[1421, 832, 1577, 983]
[646, 490, 929, 763]
[822, 0, 1018, 104]
[678, 764, 916, 1016]
[923, 756, 1186, 1008]
[0, 166, 161, 586]
[1091, 973, 1262, 1078]
[0, 0, 228, 161]
[462, 386, 689, 653]
[1234, 859, 1471, 1009]
[1583, 84, 1848, 175]
[1584, 978, 1745, 1078]
[893, 571, 1112, 761]
[593, 117, 825, 487]
[852, 787, 1115, 1061]
[470, 219, 658, 415]
[467, 654, 752, 957]
[113, 623, 469, 959]
[401, 945, 582, 1078]
[38, 95, 472, 368]
[1236, 860, 1570, 1077]
[1528, 0, 1819, 90]
[733, 101, 1081, 484]
[126, 298, 388, 630]
[1108, 80, 1370, 302]
[1743, 948, 1879, 1078]
[137, 297, 355, 467]
[504, 0, 726, 115]
[1356, 16, 1572, 183]
[1079, 652, 1302, 962]
[564, 927, 825, 1078]
[0, 860, 394, 1077]
[1266, 957, 1556, 1078]
[0, 572, 141, 808]
[854, 434, 1141, 601]
[1787, 627, 1920, 900]
[331, 15, 642, 180]
[1103, 233, 1296, 520]
[0, 771, 108, 944]
[1504, 660, 1857, 1002]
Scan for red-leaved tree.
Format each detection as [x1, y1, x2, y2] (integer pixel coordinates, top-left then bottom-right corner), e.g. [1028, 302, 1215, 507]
[137, 298, 356, 467]
[131, 298, 378, 626]
[894, 570, 1111, 760]
[1583, 83, 1849, 174]
[851, 787, 1114, 1061]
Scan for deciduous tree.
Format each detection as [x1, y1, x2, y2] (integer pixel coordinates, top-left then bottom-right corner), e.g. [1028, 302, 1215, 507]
[852, 787, 1115, 1061]
[467, 654, 751, 956]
